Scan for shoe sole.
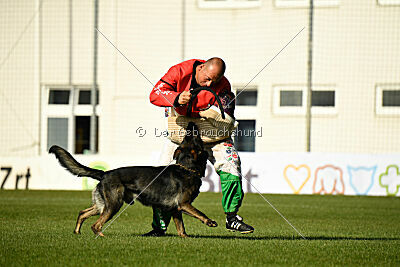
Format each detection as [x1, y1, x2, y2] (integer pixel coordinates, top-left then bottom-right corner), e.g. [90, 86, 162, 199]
[227, 229, 254, 234]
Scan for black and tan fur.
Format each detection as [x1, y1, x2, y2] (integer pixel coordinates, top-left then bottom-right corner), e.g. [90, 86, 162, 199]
[49, 122, 217, 237]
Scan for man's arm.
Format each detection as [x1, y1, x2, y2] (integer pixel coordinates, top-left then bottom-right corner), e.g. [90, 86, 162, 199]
[216, 77, 232, 97]
[149, 65, 181, 107]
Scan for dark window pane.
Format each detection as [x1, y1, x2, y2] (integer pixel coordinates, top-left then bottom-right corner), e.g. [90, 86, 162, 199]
[78, 91, 91, 104]
[236, 90, 257, 106]
[311, 91, 335, 107]
[280, 90, 302, 106]
[235, 120, 255, 152]
[75, 116, 98, 154]
[47, 118, 68, 150]
[78, 90, 99, 105]
[382, 90, 400, 107]
[48, 90, 70, 104]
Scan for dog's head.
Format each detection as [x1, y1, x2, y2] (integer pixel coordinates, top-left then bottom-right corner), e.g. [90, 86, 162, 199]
[173, 122, 208, 176]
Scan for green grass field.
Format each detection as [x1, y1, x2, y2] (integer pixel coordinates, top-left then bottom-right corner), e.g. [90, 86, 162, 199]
[1, 190, 399, 266]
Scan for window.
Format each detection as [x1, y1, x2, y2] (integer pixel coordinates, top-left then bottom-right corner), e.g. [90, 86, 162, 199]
[42, 85, 100, 154]
[198, 0, 261, 9]
[233, 86, 258, 117]
[275, 0, 339, 7]
[48, 90, 70, 104]
[47, 118, 68, 151]
[377, 0, 400, 5]
[273, 85, 337, 115]
[376, 85, 400, 115]
[75, 116, 98, 154]
[78, 90, 99, 105]
[235, 120, 256, 152]
[382, 91, 400, 107]
[312, 91, 335, 107]
[236, 89, 258, 106]
[232, 86, 258, 151]
[280, 90, 303, 106]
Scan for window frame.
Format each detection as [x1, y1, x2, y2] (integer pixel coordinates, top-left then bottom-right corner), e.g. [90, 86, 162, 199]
[275, 0, 340, 8]
[198, 0, 262, 9]
[74, 86, 99, 116]
[377, 0, 400, 6]
[233, 85, 258, 119]
[272, 85, 337, 116]
[235, 86, 258, 107]
[235, 119, 256, 152]
[41, 85, 101, 154]
[375, 84, 400, 115]
[232, 85, 258, 152]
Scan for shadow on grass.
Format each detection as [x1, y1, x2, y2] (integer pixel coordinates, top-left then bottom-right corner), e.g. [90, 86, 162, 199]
[142, 234, 400, 241]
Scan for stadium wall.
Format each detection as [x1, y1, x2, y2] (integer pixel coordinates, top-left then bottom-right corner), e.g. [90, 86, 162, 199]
[1, 152, 399, 196]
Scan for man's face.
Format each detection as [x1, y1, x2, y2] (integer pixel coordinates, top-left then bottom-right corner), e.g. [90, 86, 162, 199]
[195, 64, 222, 87]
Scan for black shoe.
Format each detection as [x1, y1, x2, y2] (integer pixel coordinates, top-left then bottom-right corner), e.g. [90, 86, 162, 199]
[226, 215, 254, 234]
[142, 229, 166, 237]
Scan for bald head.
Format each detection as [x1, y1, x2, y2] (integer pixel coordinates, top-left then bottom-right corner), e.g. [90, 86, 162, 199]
[204, 57, 226, 78]
[195, 57, 226, 87]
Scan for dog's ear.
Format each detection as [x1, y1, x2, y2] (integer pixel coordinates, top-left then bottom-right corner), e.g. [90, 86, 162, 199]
[173, 148, 182, 160]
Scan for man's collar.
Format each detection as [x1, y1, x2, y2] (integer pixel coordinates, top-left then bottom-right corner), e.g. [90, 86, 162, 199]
[191, 61, 203, 89]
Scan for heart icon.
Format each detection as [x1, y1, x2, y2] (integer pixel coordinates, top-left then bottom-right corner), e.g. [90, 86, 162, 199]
[283, 164, 311, 194]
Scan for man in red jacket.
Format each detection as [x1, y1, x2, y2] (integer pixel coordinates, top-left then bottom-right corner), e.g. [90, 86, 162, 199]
[146, 57, 254, 236]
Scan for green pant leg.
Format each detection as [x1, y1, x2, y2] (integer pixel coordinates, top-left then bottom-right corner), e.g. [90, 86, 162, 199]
[151, 207, 172, 231]
[218, 170, 244, 213]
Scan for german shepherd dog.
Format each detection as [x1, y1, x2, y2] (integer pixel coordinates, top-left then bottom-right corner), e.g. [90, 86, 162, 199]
[49, 122, 217, 237]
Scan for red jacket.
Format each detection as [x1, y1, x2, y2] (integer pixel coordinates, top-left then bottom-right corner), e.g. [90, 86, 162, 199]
[149, 59, 231, 117]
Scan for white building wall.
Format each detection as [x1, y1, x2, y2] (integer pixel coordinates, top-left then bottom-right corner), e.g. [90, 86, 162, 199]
[41, 0, 70, 84]
[97, 0, 183, 160]
[1, 0, 399, 159]
[0, 1, 38, 157]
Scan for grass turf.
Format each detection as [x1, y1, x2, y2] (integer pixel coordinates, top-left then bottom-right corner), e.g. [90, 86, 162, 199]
[1, 190, 399, 266]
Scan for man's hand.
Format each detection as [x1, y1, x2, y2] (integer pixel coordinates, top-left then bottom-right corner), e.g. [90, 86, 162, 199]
[178, 91, 191, 105]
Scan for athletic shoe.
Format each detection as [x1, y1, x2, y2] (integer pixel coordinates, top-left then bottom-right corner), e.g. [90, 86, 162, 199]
[226, 215, 254, 234]
[142, 229, 166, 237]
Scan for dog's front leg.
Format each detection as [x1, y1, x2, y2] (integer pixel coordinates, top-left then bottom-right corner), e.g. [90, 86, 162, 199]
[179, 203, 218, 227]
[171, 209, 188, 238]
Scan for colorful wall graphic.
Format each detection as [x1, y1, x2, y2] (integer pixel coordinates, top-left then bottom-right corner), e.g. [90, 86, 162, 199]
[283, 165, 311, 194]
[379, 165, 400, 196]
[1, 152, 399, 196]
[313, 165, 344, 195]
[347, 166, 377, 195]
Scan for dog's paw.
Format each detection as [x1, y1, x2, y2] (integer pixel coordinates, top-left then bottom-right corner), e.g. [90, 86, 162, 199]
[91, 225, 105, 237]
[97, 232, 105, 237]
[179, 233, 189, 238]
[73, 230, 81, 235]
[206, 219, 218, 227]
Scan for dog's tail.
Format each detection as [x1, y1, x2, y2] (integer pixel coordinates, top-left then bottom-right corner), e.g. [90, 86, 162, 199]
[49, 145, 104, 181]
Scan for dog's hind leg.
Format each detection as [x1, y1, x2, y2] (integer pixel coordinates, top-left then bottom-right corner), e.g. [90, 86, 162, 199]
[91, 205, 123, 237]
[179, 203, 218, 227]
[74, 205, 99, 234]
[171, 209, 187, 238]
[91, 185, 124, 237]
